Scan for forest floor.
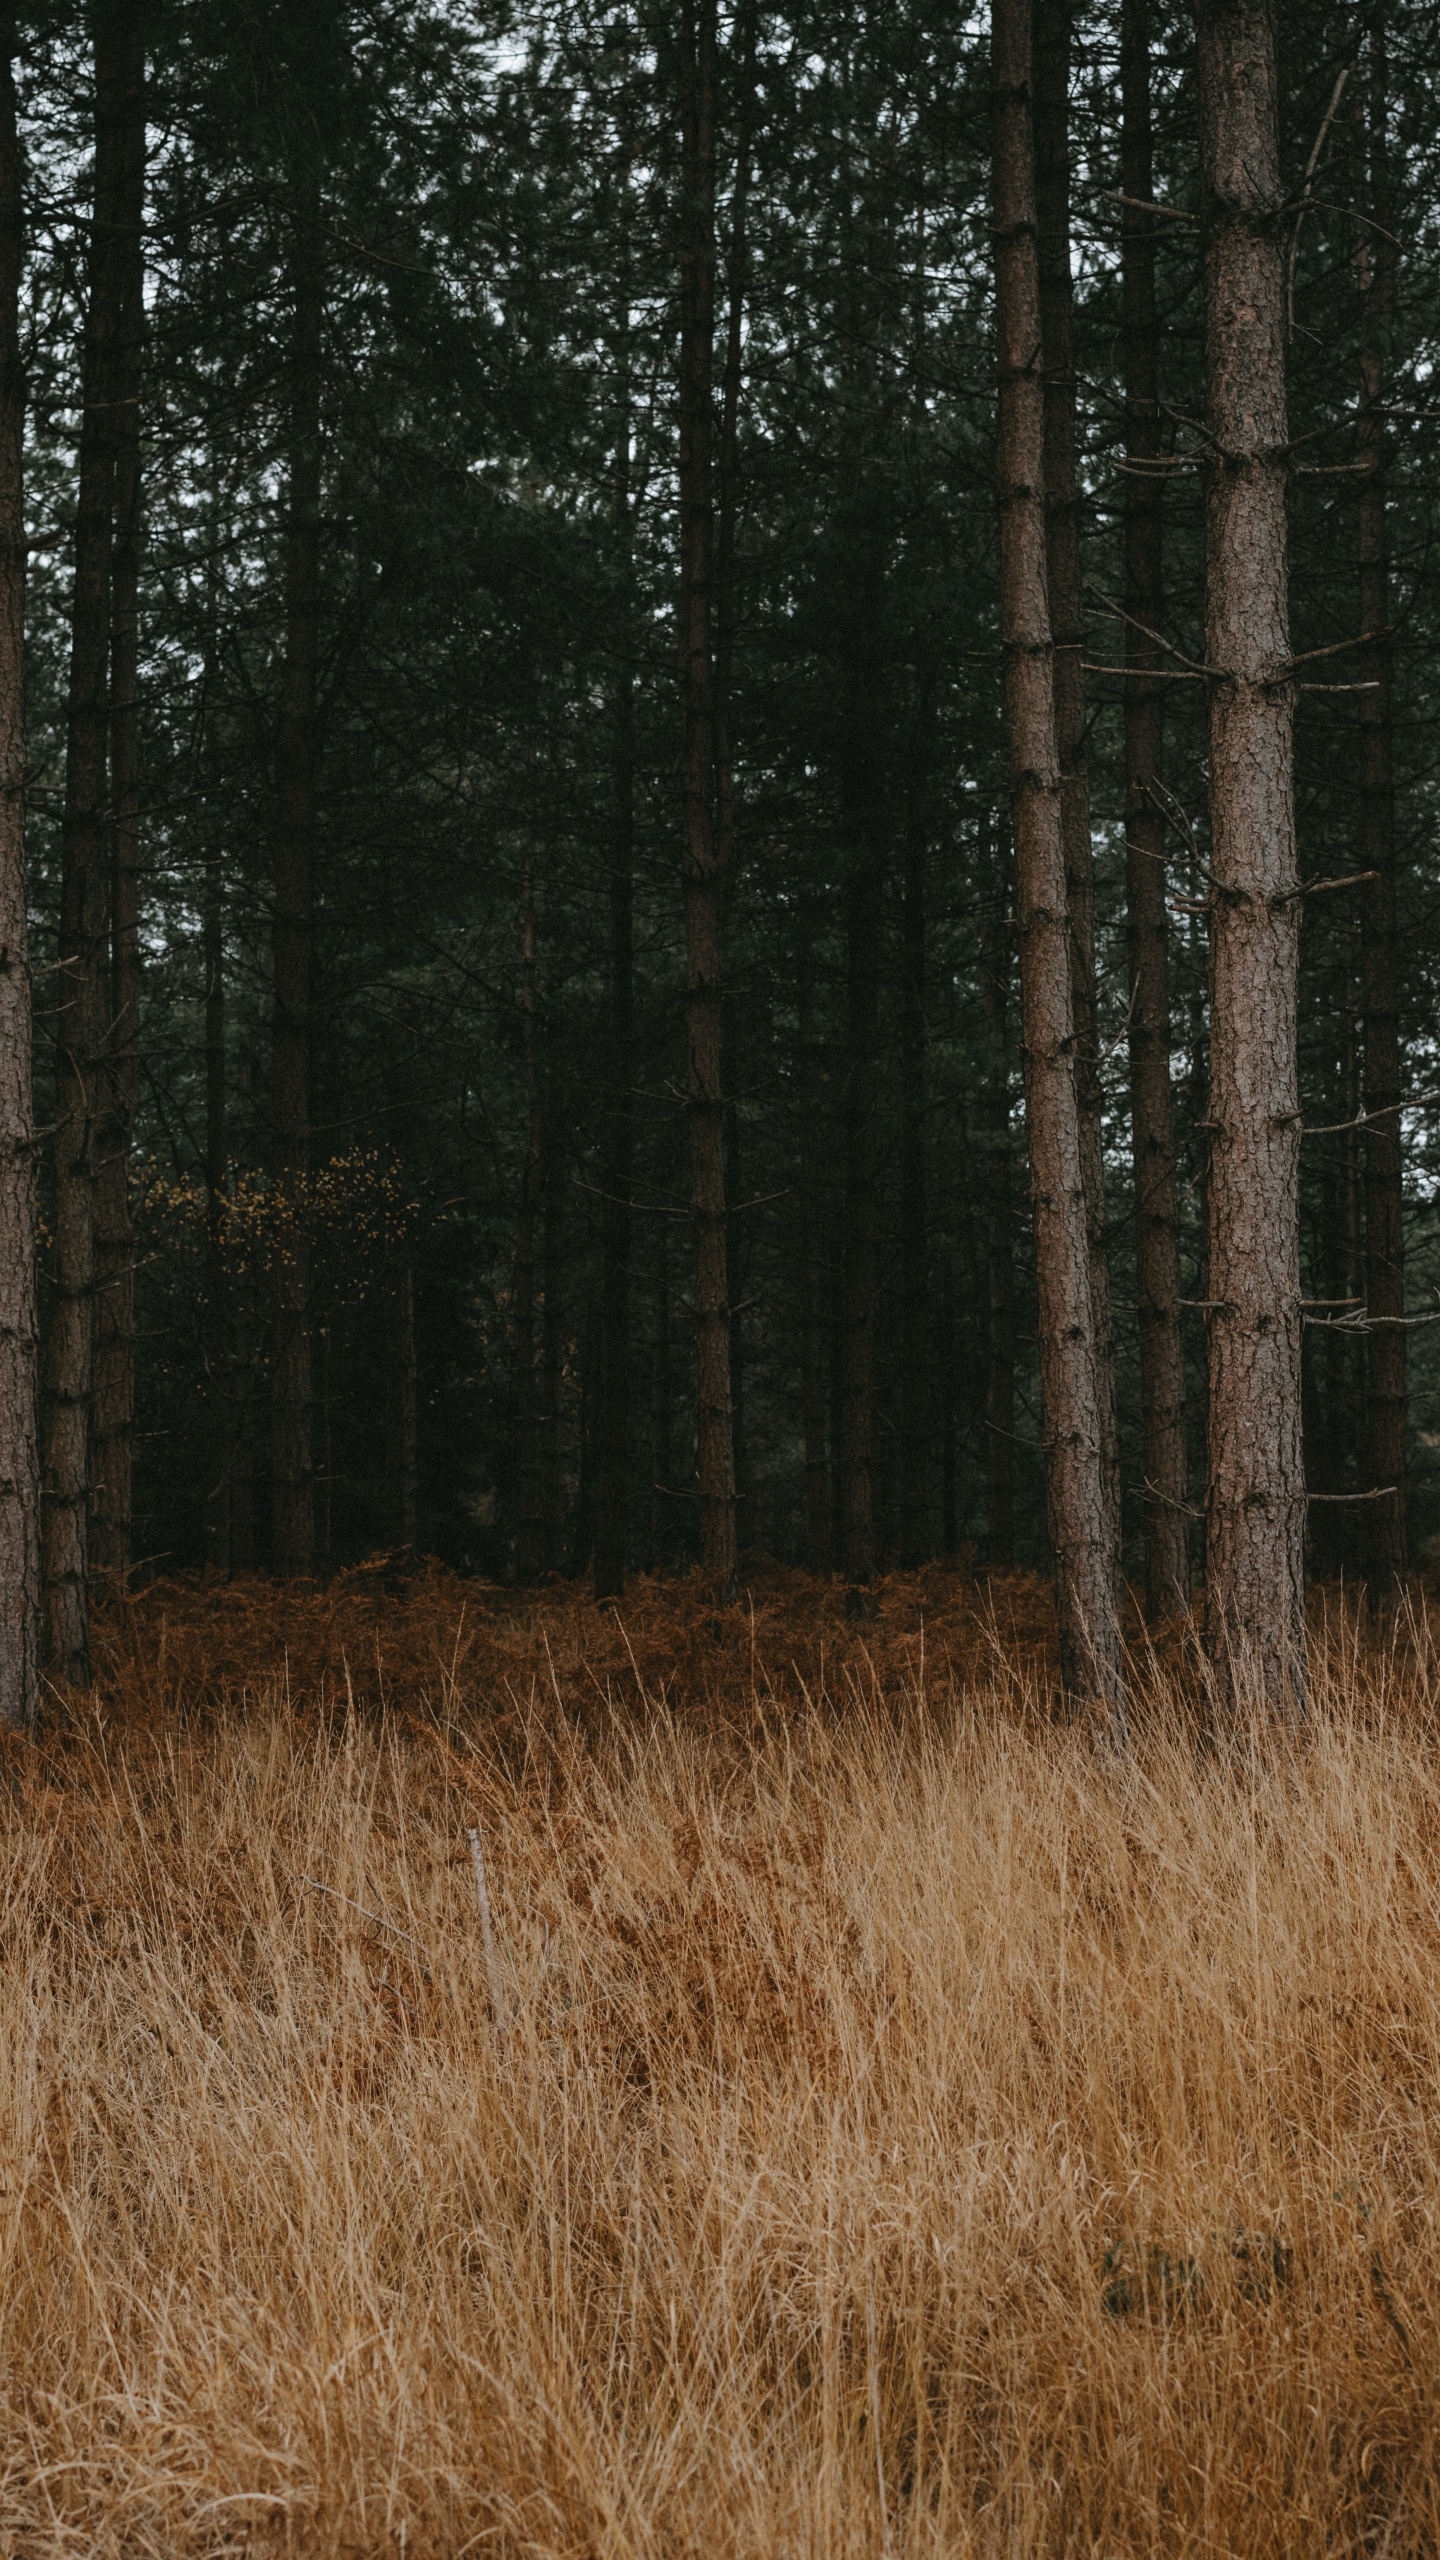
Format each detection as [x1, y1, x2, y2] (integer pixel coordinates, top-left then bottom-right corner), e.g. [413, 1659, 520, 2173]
[1, 1562, 1439, 2555]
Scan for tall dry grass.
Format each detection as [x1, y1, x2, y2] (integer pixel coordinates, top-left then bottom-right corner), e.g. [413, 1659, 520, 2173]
[1, 1572, 1439, 2554]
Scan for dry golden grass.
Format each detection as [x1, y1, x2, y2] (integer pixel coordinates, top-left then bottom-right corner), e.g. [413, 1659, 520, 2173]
[1, 1569, 1439, 2555]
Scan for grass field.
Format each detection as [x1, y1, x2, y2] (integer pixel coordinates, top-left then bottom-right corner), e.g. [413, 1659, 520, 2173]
[1, 1566, 1438, 2556]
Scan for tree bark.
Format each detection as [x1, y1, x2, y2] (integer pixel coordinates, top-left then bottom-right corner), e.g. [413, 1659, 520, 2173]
[836, 461, 887, 1617]
[594, 352, 636, 1602]
[940, 1246, 960, 1558]
[991, 0, 1122, 1717]
[387, 1258, 417, 1553]
[269, 214, 321, 1579]
[725, 997, 754, 1555]
[798, 903, 831, 1573]
[1357, 6, 1404, 1607]
[899, 695, 929, 1568]
[1197, 0, 1305, 1712]
[839, 745, 883, 1617]
[228, 1040, 257, 1572]
[541, 1144, 566, 1571]
[1121, 0, 1189, 1616]
[802, 1185, 831, 1571]
[44, 0, 136, 1679]
[570, 1293, 600, 1576]
[677, 0, 735, 1598]
[1306, 1012, 1361, 1583]
[650, 1226, 671, 1570]
[0, 10, 40, 1726]
[981, 881, 1017, 1571]
[1033, 0, 1120, 1560]
[711, 0, 752, 893]
[592, 640, 633, 1602]
[715, 25, 754, 1568]
[202, 846, 230, 1571]
[89, 8, 143, 1592]
[515, 857, 545, 1580]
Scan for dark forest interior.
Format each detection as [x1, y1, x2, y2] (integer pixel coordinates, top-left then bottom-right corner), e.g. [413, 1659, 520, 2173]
[0, 0, 1434, 1711]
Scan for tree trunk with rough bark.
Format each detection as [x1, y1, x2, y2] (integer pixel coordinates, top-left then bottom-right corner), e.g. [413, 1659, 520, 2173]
[1121, 0, 1189, 1616]
[1033, 0, 1120, 1559]
[387, 1259, 417, 1553]
[228, 1041, 257, 1572]
[541, 1143, 565, 1571]
[1358, 7, 1404, 1608]
[803, 1185, 831, 1571]
[724, 998, 754, 1556]
[677, 0, 735, 1598]
[940, 1246, 959, 1557]
[715, 29, 754, 1569]
[515, 859, 545, 1580]
[899, 699, 929, 1569]
[44, 1, 135, 1680]
[202, 847, 230, 1570]
[838, 693, 883, 1618]
[797, 902, 831, 1573]
[649, 1227, 672, 1571]
[0, 10, 39, 1726]
[89, 9, 143, 1591]
[991, 0, 1123, 1718]
[269, 215, 321, 1579]
[1198, 0, 1305, 1712]
[592, 637, 633, 1601]
[595, 339, 636, 1602]
[981, 883, 1017, 1572]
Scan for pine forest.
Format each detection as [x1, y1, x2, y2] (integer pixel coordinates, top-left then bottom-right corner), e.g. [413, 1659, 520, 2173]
[3, 1, 1440, 2550]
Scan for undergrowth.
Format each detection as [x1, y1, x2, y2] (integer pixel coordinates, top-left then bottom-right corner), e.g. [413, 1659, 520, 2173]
[0, 1567, 1435, 2555]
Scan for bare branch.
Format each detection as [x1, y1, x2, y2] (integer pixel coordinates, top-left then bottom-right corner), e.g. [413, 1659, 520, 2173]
[1287, 57, 1357, 340]
[1303, 1089, 1440, 1137]
[1098, 188, 1199, 223]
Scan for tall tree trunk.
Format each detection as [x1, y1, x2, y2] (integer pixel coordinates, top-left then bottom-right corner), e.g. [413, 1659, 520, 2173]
[0, 10, 40, 1727]
[677, 0, 735, 1598]
[594, 358, 636, 1602]
[89, 10, 143, 1592]
[202, 846, 229, 1571]
[1121, 0, 1189, 1616]
[798, 908, 831, 1572]
[43, 1, 135, 1680]
[515, 858, 545, 1579]
[724, 998, 754, 1556]
[229, 1040, 257, 1572]
[837, 500, 886, 1617]
[829, 1255, 846, 1567]
[940, 1246, 959, 1558]
[981, 881, 1017, 1571]
[1310, 1099, 1350, 1581]
[1342, 963, 1365, 1529]
[715, 33, 754, 1569]
[839, 775, 883, 1617]
[802, 1187, 831, 1571]
[1033, 0, 1120, 1559]
[899, 696, 929, 1568]
[991, 0, 1122, 1717]
[592, 617, 633, 1602]
[541, 1149, 565, 1571]
[711, 0, 752, 889]
[1358, 5, 1404, 1607]
[269, 217, 321, 1579]
[570, 1294, 600, 1576]
[650, 1226, 671, 1570]
[1198, 0, 1305, 1712]
[387, 1259, 417, 1552]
